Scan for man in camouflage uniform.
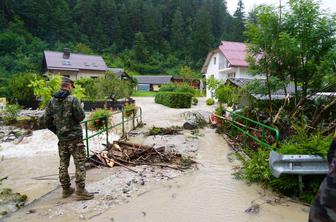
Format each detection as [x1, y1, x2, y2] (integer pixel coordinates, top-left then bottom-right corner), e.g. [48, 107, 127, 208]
[44, 77, 93, 200]
[309, 138, 336, 221]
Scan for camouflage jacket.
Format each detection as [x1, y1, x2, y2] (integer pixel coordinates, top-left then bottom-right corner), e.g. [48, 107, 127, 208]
[44, 90, 85, 141]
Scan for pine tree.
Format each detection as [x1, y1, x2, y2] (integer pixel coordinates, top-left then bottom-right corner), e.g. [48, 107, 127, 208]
[191, 5, 214, 67]
[233, 0, 246, 41]
[133, 32, 148, 63]
[143, 2, 163, 47]
[210, 0, 228, 41]
[171, 8, 184, 50]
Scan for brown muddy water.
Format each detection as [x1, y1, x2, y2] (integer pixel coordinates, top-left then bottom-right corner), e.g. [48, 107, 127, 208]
[93, 128, 309, 222]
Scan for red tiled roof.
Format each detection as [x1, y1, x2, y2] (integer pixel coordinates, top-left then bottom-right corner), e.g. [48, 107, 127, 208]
[219, 41, 248, 67]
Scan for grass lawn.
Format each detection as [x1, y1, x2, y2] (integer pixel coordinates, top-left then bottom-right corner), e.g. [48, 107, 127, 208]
[132, 91, 157, 97]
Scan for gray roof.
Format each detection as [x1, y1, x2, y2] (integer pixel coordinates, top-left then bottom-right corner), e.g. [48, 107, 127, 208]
[107, 68, 124, 77]
[135, 75, 172, 84]
[227, 78, 299, 100]
[44, 51, 107, 71]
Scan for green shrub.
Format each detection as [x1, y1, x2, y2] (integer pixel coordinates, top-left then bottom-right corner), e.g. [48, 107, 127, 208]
[215, 84, 239, 106]
[7, 73, 39, 106]
[240, 148, 272, 184]
[175, 83, 196, 95]
[155, 92, 192, 108]
[159, 83, 178, 92]
[1, 104, 21, 124]
[159, 83, 196, 96]
[192, 97, 198, 105]
[206, 98, 215, 105]
[279, 132, 332, 158]
[75, 77, 98, 100]
[195, 90, 204, 97]
[238, 149, 298, 199]
[88, 109, 112, 130]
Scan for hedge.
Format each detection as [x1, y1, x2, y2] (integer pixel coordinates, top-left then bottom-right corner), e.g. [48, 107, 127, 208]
[159, 83, 196, 96]
[155, 92, 193, 108]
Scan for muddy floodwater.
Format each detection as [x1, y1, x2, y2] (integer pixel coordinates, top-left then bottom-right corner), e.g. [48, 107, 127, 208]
[93, 128, 309, 222]
[1, 98, 309, 221]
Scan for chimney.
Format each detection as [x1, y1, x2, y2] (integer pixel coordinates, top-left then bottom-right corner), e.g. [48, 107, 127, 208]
[63, 48, 70, 59]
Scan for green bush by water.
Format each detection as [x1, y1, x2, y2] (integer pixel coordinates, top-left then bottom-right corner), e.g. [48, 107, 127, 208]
[238, 148, 324, 203]
[279, 132, 333, 158]
[155, 92, 192, 108]
[237, 133, 332, 204]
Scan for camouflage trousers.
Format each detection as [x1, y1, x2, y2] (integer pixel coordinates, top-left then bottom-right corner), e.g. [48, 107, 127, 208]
[58, 138, 86, 189]
[309, 157, 336, 222]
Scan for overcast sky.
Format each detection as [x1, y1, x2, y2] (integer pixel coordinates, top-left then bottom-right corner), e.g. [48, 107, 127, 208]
[227, 0, 336, 15]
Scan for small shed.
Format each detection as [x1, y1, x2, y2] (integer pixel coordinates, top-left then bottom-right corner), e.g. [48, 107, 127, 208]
[171, 77, 201, 89]
[107, 68, 135, 83]
[134, 75, 172, 91]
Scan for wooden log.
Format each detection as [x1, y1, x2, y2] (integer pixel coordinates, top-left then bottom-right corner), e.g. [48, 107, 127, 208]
[115, 140, 153, 150]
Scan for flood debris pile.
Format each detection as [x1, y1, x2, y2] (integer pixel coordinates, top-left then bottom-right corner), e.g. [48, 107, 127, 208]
[148, 126, 183, 136]
[1, 109, 45, 130]
[0, 188, 27, 218]
[183, 111, 208, 130]
[89, 140, 196, 171]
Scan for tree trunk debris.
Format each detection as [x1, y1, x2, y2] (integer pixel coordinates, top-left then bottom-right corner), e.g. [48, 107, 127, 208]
[89, 140, 196, 171]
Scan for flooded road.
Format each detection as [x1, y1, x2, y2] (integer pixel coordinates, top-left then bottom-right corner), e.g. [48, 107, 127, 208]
[93, 128, 308, 222]
[2, 98, 309, 221]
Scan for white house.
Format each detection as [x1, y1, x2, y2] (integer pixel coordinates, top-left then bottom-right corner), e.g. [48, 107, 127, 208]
[201, 41, 264, 98]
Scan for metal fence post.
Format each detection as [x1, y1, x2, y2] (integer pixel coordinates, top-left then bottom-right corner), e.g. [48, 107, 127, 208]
[262, 127, 265, 147]
[132, 109, 135, 129]
[105, 116, 109, 146]
[122, 109, 125, 136]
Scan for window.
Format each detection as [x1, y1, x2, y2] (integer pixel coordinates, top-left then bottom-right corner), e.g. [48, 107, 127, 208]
[62, 75, 70, 78]
[228, 73, 236, 79]
[91, 76, 98, 79]
[62, 60, 71, 65]
[214, 57, 216, 65]
[138, 84, 150, 91]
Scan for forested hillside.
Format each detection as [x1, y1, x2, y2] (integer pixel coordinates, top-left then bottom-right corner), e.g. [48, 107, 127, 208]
[0, 0, 248, 78]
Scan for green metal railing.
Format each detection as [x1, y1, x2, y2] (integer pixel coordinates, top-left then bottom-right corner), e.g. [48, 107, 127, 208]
[214, 110, 280, 149]
[81, 107, 143, 157]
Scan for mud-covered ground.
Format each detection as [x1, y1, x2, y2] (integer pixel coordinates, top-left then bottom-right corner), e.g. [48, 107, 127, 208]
[0, 97, 309, 222]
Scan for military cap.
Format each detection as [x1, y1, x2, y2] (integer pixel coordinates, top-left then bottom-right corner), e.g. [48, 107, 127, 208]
[62, 76, 75, 88]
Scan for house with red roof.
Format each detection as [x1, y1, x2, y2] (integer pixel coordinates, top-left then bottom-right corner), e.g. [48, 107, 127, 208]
[201, 41, 265, 98]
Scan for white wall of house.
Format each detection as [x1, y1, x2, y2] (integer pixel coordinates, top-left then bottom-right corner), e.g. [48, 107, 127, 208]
[48, 69, 105, 80]
[205, 52, 221, 98]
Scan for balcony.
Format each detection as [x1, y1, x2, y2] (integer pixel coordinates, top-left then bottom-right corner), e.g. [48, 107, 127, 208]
[219, 67, 232, 72]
